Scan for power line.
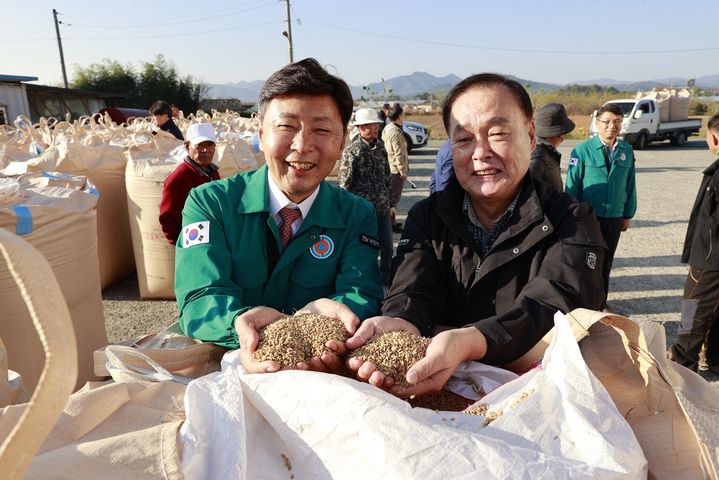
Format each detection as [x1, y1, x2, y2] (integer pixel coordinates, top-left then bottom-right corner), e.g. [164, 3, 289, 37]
[60, 1, 276, 29]
[58, 0, 271, 23]
[290, 4, 314, 59]
[308, 20, 719, 55]
[4, 20, 284, 43]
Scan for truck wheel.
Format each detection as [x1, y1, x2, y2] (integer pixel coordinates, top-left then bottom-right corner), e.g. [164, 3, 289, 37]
[635, 133, 648, 150]
[671, 132, 687, 146]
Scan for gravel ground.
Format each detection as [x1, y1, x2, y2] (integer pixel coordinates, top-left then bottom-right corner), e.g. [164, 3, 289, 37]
[102, 138, 718, 386]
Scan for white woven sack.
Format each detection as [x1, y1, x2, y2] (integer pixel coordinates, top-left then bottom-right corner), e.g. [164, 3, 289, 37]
[180, 312, 646, 479]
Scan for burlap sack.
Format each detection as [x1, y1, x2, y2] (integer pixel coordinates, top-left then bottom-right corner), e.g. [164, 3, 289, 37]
[669, 88, 691, 122]
[0, 380, 185, 480]
[2, 135, 135, 289]
[0, 227, 77, 479]
[512, 308, 719, 479]
[124, 134, 183, 299]
[0, 338, 28, 409]
[0, 172, 106, 392]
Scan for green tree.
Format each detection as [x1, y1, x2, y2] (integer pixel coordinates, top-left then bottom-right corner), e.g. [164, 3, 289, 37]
[72, 59, 138, 103]
[71, 55, 207, 113]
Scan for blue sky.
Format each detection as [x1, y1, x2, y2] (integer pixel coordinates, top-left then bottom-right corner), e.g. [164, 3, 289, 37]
[4, 0, 718, 87]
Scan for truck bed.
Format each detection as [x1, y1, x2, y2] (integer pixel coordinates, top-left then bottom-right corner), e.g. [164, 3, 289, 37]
[658, 118, 702, 130]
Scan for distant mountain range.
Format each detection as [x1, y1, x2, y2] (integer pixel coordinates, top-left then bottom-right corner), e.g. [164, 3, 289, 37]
[207, 73, 719, 102]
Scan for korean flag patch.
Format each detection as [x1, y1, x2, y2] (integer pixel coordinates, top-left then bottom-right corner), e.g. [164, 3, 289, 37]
[183, 221, 210, 247]
[569, 157, 579, 167]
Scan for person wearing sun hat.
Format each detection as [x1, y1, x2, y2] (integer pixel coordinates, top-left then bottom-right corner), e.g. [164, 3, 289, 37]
[338, 107, 393, 285]
[529, 103, 575, 191]
[159, 122, 220, 245]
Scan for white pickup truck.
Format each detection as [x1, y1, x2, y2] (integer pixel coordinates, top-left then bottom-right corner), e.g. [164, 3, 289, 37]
[589, 98, 701, 149]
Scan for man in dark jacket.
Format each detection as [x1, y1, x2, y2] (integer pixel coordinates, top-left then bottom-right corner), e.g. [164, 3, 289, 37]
[347, 73, 606, 396]
[529, 103, 575, 191]
[669, 114, 719, 373]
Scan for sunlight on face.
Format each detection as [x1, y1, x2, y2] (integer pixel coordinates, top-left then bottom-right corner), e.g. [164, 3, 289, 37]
[448, 86, 535, 210]
[259, 94, 346, 203]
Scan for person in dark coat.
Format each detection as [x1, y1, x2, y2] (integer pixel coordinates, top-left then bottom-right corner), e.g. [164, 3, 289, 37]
[529, 103, 575, 192]
[347, 73, 606, 397]
[149, 100, 184, 141]
[669, 114, 719, 373]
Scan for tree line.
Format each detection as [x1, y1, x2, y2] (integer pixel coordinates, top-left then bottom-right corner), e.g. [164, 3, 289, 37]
[71, 54, 207, 114]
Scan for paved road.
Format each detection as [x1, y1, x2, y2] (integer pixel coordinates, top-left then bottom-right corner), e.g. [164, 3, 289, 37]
[104, 137, 718, 384]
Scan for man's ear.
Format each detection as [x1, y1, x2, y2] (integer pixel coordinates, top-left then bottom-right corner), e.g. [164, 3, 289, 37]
[528, 119, 537, 149]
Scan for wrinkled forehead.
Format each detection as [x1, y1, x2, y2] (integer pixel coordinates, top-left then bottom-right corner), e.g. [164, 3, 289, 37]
[450, 86, 529, 129]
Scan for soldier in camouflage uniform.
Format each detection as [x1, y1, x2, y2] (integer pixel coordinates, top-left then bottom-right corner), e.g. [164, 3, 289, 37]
[339, 108, 393, 286]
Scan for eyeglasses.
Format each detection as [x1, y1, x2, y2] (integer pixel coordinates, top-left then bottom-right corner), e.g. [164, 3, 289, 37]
[595, 119, 622, 127]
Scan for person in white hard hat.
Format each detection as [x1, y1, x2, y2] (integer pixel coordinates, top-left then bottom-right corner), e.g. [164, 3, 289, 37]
[338, 108, 394, 286]
[159, 123, 220, 245]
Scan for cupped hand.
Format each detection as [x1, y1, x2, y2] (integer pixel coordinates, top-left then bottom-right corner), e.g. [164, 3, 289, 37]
[346, 316, 420, 389]
[297, 298, 360, 374]
[235, 306, 285, 373]
[389, 327, 488, 398]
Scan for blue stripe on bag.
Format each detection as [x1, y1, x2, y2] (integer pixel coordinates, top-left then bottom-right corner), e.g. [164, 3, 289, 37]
[11, 205, 33, 235]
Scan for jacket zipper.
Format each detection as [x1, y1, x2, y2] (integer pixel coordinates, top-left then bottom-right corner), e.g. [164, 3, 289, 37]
[707, 227, 713, 261]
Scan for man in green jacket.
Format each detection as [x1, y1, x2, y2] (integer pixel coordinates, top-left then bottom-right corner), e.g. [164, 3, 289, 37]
[565, 103, 637, 311]
[175, 58, 384, 374]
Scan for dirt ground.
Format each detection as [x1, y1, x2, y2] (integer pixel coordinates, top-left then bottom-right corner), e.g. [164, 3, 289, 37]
[103, 137, 718, 387]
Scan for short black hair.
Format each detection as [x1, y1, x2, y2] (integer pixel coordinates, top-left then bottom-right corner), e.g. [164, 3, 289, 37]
[149, 100, 172, 117]
[388, 105, 403, 122]
[442, 73, 533, 134]
[708, 113, 719, 133]
[596, 103, 624, 118]
[258, 58, 353, 131]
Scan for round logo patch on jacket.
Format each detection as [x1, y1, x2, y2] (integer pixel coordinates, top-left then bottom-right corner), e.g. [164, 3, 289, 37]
[585, 251, 597, 270]
[310, 235, 334, 259]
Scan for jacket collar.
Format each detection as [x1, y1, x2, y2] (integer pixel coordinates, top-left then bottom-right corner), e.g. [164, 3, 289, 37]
[704, 157, 719, 176]
[236, 164, 344, 230]
[437, 173, 551, 253]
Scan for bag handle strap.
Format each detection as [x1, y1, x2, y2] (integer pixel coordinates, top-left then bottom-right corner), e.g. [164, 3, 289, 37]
[0, 229, 78, 479]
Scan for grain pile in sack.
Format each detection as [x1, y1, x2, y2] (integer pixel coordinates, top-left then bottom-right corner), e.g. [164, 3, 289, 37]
[180, 312, 648, 479]
[0, 172, 106, 392]
[124, 133, 184, 299]
[1, 127, 135, 289]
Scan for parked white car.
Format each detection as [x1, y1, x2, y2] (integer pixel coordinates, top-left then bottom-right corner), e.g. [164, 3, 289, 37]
[402, 120, 429, 151]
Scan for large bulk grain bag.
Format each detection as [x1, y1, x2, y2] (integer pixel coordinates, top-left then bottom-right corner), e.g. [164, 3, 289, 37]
[637, 90, 670, 122]
[1, 136, 135, 289]
[0, 173, 106, 392]
[215, 133, 262, 179]
[125, 138, 182, 299]
[669, 88, 691, 121]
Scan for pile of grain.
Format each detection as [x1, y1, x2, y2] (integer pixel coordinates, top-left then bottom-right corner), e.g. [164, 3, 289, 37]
[349, 330, 431, 386]
[408, 389, 476, 411]
[253, 313, 348, 366]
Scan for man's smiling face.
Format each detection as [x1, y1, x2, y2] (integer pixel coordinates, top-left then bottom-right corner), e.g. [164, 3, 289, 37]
[259, 94, 346, 203]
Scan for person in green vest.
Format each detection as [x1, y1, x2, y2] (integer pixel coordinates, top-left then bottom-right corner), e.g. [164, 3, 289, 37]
[565, 103, 637, 312]
[174, 58, 384, 374]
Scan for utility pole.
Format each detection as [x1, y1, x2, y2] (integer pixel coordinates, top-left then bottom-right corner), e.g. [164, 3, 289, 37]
[52, 9, 69, 89]
[282, 0, 294, 64]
